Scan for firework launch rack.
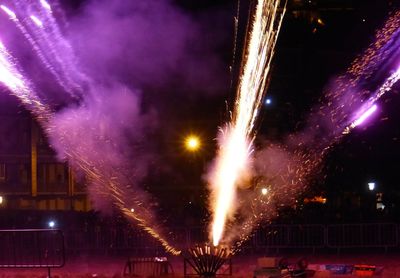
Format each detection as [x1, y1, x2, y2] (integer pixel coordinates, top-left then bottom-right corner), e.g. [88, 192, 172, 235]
[183, 245, 232, 277]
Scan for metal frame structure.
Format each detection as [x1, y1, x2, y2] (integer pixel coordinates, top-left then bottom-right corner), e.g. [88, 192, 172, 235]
[0, 229, 65, 277]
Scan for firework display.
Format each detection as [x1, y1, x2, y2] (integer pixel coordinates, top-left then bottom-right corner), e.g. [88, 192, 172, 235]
[0, 0, 179, 255]
[210, 6, 400, 251]
[0, 0, 399, 258]
[209, 0, 287, 247]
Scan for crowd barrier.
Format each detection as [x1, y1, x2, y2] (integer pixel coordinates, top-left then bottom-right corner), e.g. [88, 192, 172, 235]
[0, 229, 65, 277]
[62, 223, 400, 253]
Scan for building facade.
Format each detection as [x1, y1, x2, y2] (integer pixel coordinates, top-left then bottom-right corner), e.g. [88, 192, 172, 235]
[0, 100, 90, 211]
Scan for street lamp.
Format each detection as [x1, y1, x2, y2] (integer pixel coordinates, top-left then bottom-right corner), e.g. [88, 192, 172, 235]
[368, 182, 375, 191]
[48, 220, 55, 228]
[185, 135, 201, 152]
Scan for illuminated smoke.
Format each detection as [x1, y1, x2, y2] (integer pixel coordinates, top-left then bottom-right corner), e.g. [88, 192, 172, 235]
[0, 39, 180, 255]
[1, 0, 225, 255]
[231, 9, 400, 253]
[209, 0, 286, 246]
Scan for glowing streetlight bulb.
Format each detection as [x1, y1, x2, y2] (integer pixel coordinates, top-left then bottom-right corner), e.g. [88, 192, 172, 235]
[185, 135, 200, 151]
[48, 220, 55, 228]
[368, 182, 375, 191]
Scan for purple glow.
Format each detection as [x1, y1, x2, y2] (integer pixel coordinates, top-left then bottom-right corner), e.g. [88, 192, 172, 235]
[352, 104, 377, 127]
[40, 0, 52, 11]
[0, 5, 17, 20]
[30, 15, 43, 27]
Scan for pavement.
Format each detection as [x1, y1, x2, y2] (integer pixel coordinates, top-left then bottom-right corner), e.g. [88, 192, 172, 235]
[0, 253, 400, 277]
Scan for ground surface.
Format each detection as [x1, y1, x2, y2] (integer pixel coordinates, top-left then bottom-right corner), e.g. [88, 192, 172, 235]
[1, 253, 400, 277]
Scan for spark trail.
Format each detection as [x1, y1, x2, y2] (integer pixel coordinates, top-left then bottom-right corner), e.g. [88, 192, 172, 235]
[0, 45, 180, 254]
[0, 4, 69, 90]
[0, 1, 180, 254]
[0, 39, 51, 123]
[209, 0, 286, 246]
[343, 66, 400, 134]
[3, 1, 87, 97]
[228, 9, 400, 253]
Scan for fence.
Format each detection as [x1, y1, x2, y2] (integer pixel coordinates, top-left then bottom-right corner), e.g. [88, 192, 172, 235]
[0, 229, 65, 277]
[59, 223, 400, 254]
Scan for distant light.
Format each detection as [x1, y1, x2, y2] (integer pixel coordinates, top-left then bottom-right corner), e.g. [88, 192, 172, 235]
[0, 196, 3, 204]
[265, 98, 272, 105]
[362, 18, 366, 22]
[261, 188, 268, 195]
[185, 135, 200, 151]
[368, 182, 375, 191]
[48, 220, 55, 228]
[130, 208, 135, 213]
[376, 202, 385, 210]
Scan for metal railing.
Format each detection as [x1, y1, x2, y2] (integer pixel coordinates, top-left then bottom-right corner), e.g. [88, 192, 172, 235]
[0, 229, 65, 277]
[326, 223, 398, 250]
[60, 223, 400, 253]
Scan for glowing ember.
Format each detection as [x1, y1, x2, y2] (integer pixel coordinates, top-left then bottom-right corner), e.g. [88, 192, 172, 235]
[209, 0, 286, 246]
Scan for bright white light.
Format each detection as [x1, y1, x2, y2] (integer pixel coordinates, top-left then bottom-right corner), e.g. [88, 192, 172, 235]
[30, 15, 43, 27]
[368, 182, 375, 191]
[265, 98, 272, 105]
[0, 196, 3, 204]
[40, 0, 52, 11]
[353, 105, 377, 127]
[261, 188, 268, 195]
[0, 5, 17, 20]
[48, 220, 55, 228]
[130, 208, 135, 213]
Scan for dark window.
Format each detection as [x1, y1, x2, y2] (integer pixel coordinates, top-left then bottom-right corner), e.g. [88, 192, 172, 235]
[0, 164, 5, 181]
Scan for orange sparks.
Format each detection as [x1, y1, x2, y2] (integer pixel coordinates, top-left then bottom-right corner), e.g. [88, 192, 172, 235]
[209, 0, 286, 247]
